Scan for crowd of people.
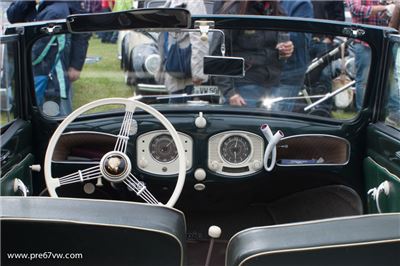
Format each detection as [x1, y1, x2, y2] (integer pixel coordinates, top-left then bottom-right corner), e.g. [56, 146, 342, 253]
[4, 0, 400, 125]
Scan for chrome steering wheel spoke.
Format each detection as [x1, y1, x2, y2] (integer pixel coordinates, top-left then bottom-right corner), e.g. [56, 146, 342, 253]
[114, 103, 137, 154]
[57, 165, 102, 187]
[124, 173, 159, 205]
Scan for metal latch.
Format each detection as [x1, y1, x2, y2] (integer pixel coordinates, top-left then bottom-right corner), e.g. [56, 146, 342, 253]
[342, 28, 365, 38]
[194, 20, 215, 41]
[40, 24, 62, 34]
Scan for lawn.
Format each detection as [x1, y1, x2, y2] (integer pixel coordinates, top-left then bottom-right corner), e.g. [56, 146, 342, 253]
[72, 37, 132, 111]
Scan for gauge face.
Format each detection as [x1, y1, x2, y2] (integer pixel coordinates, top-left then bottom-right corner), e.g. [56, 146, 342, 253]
[220, 135, 251, 164]
[150, 134, 178, 163]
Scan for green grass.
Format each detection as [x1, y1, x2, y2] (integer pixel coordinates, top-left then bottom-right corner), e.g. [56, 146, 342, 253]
[72, 38, 132, 111]
[332, 110, 357, 120]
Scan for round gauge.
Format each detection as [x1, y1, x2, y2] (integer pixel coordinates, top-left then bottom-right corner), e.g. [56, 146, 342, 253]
[150, 134, 178, 163]
[220, 135, 251, 164]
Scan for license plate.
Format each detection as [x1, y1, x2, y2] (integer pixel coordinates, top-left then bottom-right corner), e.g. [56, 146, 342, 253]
[192, 85, 220, 95]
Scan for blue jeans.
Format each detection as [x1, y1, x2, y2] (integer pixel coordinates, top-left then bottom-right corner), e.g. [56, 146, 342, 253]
[353, 43, 371, 110]
[234, 84, 268, 107]
[387, 48, 400, 114]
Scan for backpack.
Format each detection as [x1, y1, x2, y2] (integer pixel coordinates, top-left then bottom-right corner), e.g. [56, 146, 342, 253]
[163, 32, 192, 79]
[32, 35, 68, 105]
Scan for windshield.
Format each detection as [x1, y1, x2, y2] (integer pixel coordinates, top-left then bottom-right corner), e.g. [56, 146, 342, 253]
[30, 26, 368, 120]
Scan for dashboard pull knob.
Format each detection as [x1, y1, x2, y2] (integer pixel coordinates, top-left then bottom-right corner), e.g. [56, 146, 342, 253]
[30, 164, 41, 172]
[194, 168, 206, 181]
[195, 112, 207, 128]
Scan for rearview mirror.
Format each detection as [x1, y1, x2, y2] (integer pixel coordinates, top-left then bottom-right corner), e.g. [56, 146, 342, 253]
[67, 8, 191, 33]
[203, 56, 245, 78]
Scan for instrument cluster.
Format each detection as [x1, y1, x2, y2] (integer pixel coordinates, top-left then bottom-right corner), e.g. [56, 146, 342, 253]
[137, 130, 264, 177]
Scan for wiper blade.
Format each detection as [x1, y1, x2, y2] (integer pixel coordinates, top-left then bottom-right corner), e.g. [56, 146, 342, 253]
[130, 92, 217, 101]
[304, 80, 355, 112]
[156, 93, 216, 100]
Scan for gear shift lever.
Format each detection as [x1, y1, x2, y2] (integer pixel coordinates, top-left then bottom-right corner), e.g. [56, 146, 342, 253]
[205, 225, 221, 266]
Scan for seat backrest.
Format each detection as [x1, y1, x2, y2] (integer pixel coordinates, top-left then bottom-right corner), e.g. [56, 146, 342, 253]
[226, 214, 400, 266]
[1, 197, 186, 266]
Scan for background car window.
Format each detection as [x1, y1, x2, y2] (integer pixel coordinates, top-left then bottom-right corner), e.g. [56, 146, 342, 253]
[381, 42, 400, 130]
[0, 41, 17, 127]
[31, 29, 370, 121]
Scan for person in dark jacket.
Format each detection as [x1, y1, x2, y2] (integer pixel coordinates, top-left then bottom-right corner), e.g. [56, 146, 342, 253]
[7, 0, 89, 115]
[272, 0, 313, 112]
[211, 0, 294, 107]
[312, 0, 345, 22]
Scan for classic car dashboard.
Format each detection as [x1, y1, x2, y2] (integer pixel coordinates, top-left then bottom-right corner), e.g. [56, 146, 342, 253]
[47, 111, 356, 203]
[53, 112, 351, 179]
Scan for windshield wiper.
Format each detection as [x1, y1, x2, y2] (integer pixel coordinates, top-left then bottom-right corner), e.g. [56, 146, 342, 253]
[304, 80, 355, 112]
[130, 92, 217, 101]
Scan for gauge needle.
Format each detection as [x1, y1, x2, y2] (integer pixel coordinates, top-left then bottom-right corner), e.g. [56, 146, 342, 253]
[235, 138, 238, 148]
[165, 140, 173, 148]
[234, 151, 237, 161]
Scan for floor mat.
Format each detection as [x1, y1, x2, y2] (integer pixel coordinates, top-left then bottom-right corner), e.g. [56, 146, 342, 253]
[266, 185, 363, 224]
[186, 205, 275, 240]
[187, 240, 227, 266]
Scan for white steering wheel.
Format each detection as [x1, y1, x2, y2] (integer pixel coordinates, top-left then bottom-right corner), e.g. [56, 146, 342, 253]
[44, 98, 186, 208]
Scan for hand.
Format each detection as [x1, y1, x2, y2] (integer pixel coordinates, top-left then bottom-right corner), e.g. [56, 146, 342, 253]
[276, 41, 294, 59]
[68, 67, 81, 82]
[192, 78, 203, 85]
[386, 3, 396, 17]
[229, 94, 246, 106]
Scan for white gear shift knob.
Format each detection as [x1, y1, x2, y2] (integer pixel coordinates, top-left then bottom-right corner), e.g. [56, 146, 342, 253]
[208, 225, 222, 239]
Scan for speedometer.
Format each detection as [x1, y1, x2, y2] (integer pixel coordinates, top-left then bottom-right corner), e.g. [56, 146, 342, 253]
[220, 135, 251, 164]
[149, 134, 178, 163]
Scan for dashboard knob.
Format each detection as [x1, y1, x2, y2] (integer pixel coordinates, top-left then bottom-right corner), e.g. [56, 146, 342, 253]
[194, 183, 206, 191]
[210, 161, 219, 170]
[253, 160, 262, 169]
[194, 168, 206, 181]
[138, 158, 148, 168]
[195, 112, 207, 128]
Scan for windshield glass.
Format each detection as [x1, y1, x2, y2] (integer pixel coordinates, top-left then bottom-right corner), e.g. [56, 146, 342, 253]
[31, 27, 368, 120]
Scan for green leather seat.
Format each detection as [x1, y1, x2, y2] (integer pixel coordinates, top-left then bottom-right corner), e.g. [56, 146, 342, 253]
[1, 197, 186, 266]
[227, 213, 400, 266]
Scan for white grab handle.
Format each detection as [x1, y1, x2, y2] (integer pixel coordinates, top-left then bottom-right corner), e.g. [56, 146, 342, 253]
[367, 181, 390, 213]
[260, 124, 284, 172]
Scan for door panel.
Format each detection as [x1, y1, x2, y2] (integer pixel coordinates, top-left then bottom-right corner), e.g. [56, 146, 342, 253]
[364, 35, 400, 213]
[1, 36, 34, 195]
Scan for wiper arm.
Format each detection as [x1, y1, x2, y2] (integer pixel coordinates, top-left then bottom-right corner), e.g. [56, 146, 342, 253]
[261, 95, 325, 108]
[130, 92, 217, 101]
[304, 80, 355, 112]
[156, 93, 216, 100]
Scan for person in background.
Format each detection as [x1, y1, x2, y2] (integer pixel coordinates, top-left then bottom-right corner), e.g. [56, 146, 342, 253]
[99, 0, 117, 43]
[304, 1, 345, 113]
[211, 0, 294, 107]
[384, 3, 400, 128]
[7, 0, 89, 115]
[156, 0, 209, 103]
[272, 0, 313, 112]
[347, 0, 394, 110]
[85, 0, 103, 13]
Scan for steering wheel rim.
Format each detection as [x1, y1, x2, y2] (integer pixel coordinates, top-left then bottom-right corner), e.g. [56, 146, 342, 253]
[44, 98, 186, 208]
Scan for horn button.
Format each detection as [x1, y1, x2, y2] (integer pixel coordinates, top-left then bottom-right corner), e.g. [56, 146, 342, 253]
[100, 151, 131, 182]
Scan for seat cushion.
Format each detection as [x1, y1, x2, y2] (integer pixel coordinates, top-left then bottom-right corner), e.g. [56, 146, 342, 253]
[226, 213, 400, 266]
[1, 197, 186, 266]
